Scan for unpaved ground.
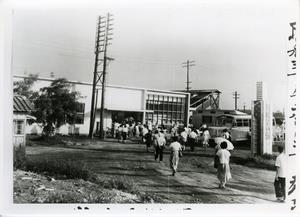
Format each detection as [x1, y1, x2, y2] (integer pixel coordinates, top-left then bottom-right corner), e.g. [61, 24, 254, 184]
[14, 170, 141, 203]
[24, 140, 277, 203]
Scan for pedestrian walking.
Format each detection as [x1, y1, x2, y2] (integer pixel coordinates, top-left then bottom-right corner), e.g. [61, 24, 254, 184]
[142, 125, 149, 143]
[117, 124, 123, 142]
[113, 121, 119, 138]
[154, 130, 166, 162]
[129, 123, 134, 138]
[145, 130, 152, 152]
[188, 129, 197, 151]
[122, 124, 129, 143]
[274, 146, 286, 202]
[180, 129, 188, 150]
[216, 142, 231, 189]
[222, 129, 232, 142]
[169, 136, 183, 176]
[202, 128, 210, 149]
[135, 123, 140, 138]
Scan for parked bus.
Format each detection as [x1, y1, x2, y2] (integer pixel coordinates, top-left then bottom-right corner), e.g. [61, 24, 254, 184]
[191, 110, 252, 142]
[208, 114, 251, 142]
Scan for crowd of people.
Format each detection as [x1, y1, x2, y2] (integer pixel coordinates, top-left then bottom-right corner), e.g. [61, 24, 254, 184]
[110, 121, 232, 181]
[110, 120, 286, 200]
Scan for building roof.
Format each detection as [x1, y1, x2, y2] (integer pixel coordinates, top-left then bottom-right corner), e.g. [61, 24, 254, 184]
[175, 89, 221, 109]
[13, 95, 34, 113]
[14, 75, 189, 97]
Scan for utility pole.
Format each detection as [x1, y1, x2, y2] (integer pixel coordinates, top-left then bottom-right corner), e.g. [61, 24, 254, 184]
[232, 91, 240, 110]
[182, 60, 195, 91]
[93, 88, 99, 134]
[89, 14, 114, 138]
[243, 103, 246, 112]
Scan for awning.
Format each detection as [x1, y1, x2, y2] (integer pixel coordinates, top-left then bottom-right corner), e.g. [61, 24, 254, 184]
[26, 115, 37, 120]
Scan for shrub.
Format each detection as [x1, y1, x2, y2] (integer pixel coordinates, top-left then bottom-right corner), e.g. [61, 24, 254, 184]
[139, 192, 163, 203]
[25, 158, 91, 180]
[93, 175, 139, 194]
[44, 192, 86, 203]
[260, 153, 277, 160]
[13, 146, 26, 170]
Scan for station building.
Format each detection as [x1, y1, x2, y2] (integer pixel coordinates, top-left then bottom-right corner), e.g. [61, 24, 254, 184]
[14, 75, 190, 135]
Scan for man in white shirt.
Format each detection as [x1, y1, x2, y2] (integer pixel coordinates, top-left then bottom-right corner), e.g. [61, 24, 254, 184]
[180, 130, 188, 150]
[188, 130, 197, 151]
[154, 130, 166, 162]
[169, 136, 182, 176]
[274, 146, 286, 202]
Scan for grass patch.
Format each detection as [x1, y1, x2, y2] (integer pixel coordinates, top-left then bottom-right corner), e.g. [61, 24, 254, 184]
[43, 191, 111, 203]
[25, 158, 91, 180]
[231, 154, 276, 170]
[91, 175, 140, 194]
[27, 135, 67, 146]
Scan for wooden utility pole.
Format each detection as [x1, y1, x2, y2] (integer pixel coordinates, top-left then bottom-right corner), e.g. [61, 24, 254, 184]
[89, 14, 114, 138]
[182, 60, 195, 91]
[232, 91, 240, 110]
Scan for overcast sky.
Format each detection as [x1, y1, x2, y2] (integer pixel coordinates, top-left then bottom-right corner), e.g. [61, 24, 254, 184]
[11, 0, 297, 111]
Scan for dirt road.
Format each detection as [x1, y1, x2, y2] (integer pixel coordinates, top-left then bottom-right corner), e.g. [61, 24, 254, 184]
[26, 140, 276, 203]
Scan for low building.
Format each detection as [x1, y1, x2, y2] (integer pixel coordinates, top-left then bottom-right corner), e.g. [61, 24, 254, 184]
[13, 95, 34, 148]
[14, 75, 190, 135]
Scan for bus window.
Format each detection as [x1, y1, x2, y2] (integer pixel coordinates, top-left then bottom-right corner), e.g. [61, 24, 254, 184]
[243, 119, 249, 127]
[249, 119, 251, 128]
[236, 119, 243, 127]
[225, 117, 233, 128]
[225, 117, 233, 124]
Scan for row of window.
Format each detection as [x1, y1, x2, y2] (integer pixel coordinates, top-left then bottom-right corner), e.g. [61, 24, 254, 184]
[145, 94, 186, 125]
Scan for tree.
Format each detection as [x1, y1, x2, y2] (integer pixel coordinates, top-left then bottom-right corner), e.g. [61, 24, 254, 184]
[33, 78, 80, 136]
[13, 74, 39, 101]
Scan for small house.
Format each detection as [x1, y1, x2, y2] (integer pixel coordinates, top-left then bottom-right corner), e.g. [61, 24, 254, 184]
[13, 95, 34, 149]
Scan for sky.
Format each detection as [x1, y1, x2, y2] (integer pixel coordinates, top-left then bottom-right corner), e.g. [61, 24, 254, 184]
[11, 0, 297, 111]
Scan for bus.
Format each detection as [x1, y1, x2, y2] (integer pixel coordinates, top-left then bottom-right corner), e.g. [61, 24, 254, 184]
[191, 110, 251, 142]
[208, 114, 251, 142]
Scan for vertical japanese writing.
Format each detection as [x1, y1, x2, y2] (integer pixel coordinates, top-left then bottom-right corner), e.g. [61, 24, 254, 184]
[286, 21, 297, 211]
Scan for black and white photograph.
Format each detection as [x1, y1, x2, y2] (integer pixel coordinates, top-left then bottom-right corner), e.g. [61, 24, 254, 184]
[0, 0, 299, 215]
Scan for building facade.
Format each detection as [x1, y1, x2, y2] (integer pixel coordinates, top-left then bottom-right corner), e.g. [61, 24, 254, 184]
[13, 95, 34, 147]
[14, 75, 190, 135]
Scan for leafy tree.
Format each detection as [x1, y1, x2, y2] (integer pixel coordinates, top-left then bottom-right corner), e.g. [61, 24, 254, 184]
[33, 78, 80, 136]
[13, 74, 39, 101]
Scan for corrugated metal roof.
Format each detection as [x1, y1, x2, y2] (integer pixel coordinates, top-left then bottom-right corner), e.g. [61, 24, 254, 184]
[13, 95, 33, 113]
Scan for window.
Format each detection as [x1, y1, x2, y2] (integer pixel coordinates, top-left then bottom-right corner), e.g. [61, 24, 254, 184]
[75, 102, 85, 124]
[14, 120, 24, 135]
[243, 119, 249, 127]
[236, 119, 243, 127]
[145, 93, 186, 126]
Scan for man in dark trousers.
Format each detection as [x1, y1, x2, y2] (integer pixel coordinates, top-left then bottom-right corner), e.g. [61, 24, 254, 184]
[154, 130, 166, 162]
[274, 146, 286, 202]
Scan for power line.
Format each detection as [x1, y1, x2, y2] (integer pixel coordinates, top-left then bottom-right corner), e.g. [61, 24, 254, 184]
[182, 60, 195, 91]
